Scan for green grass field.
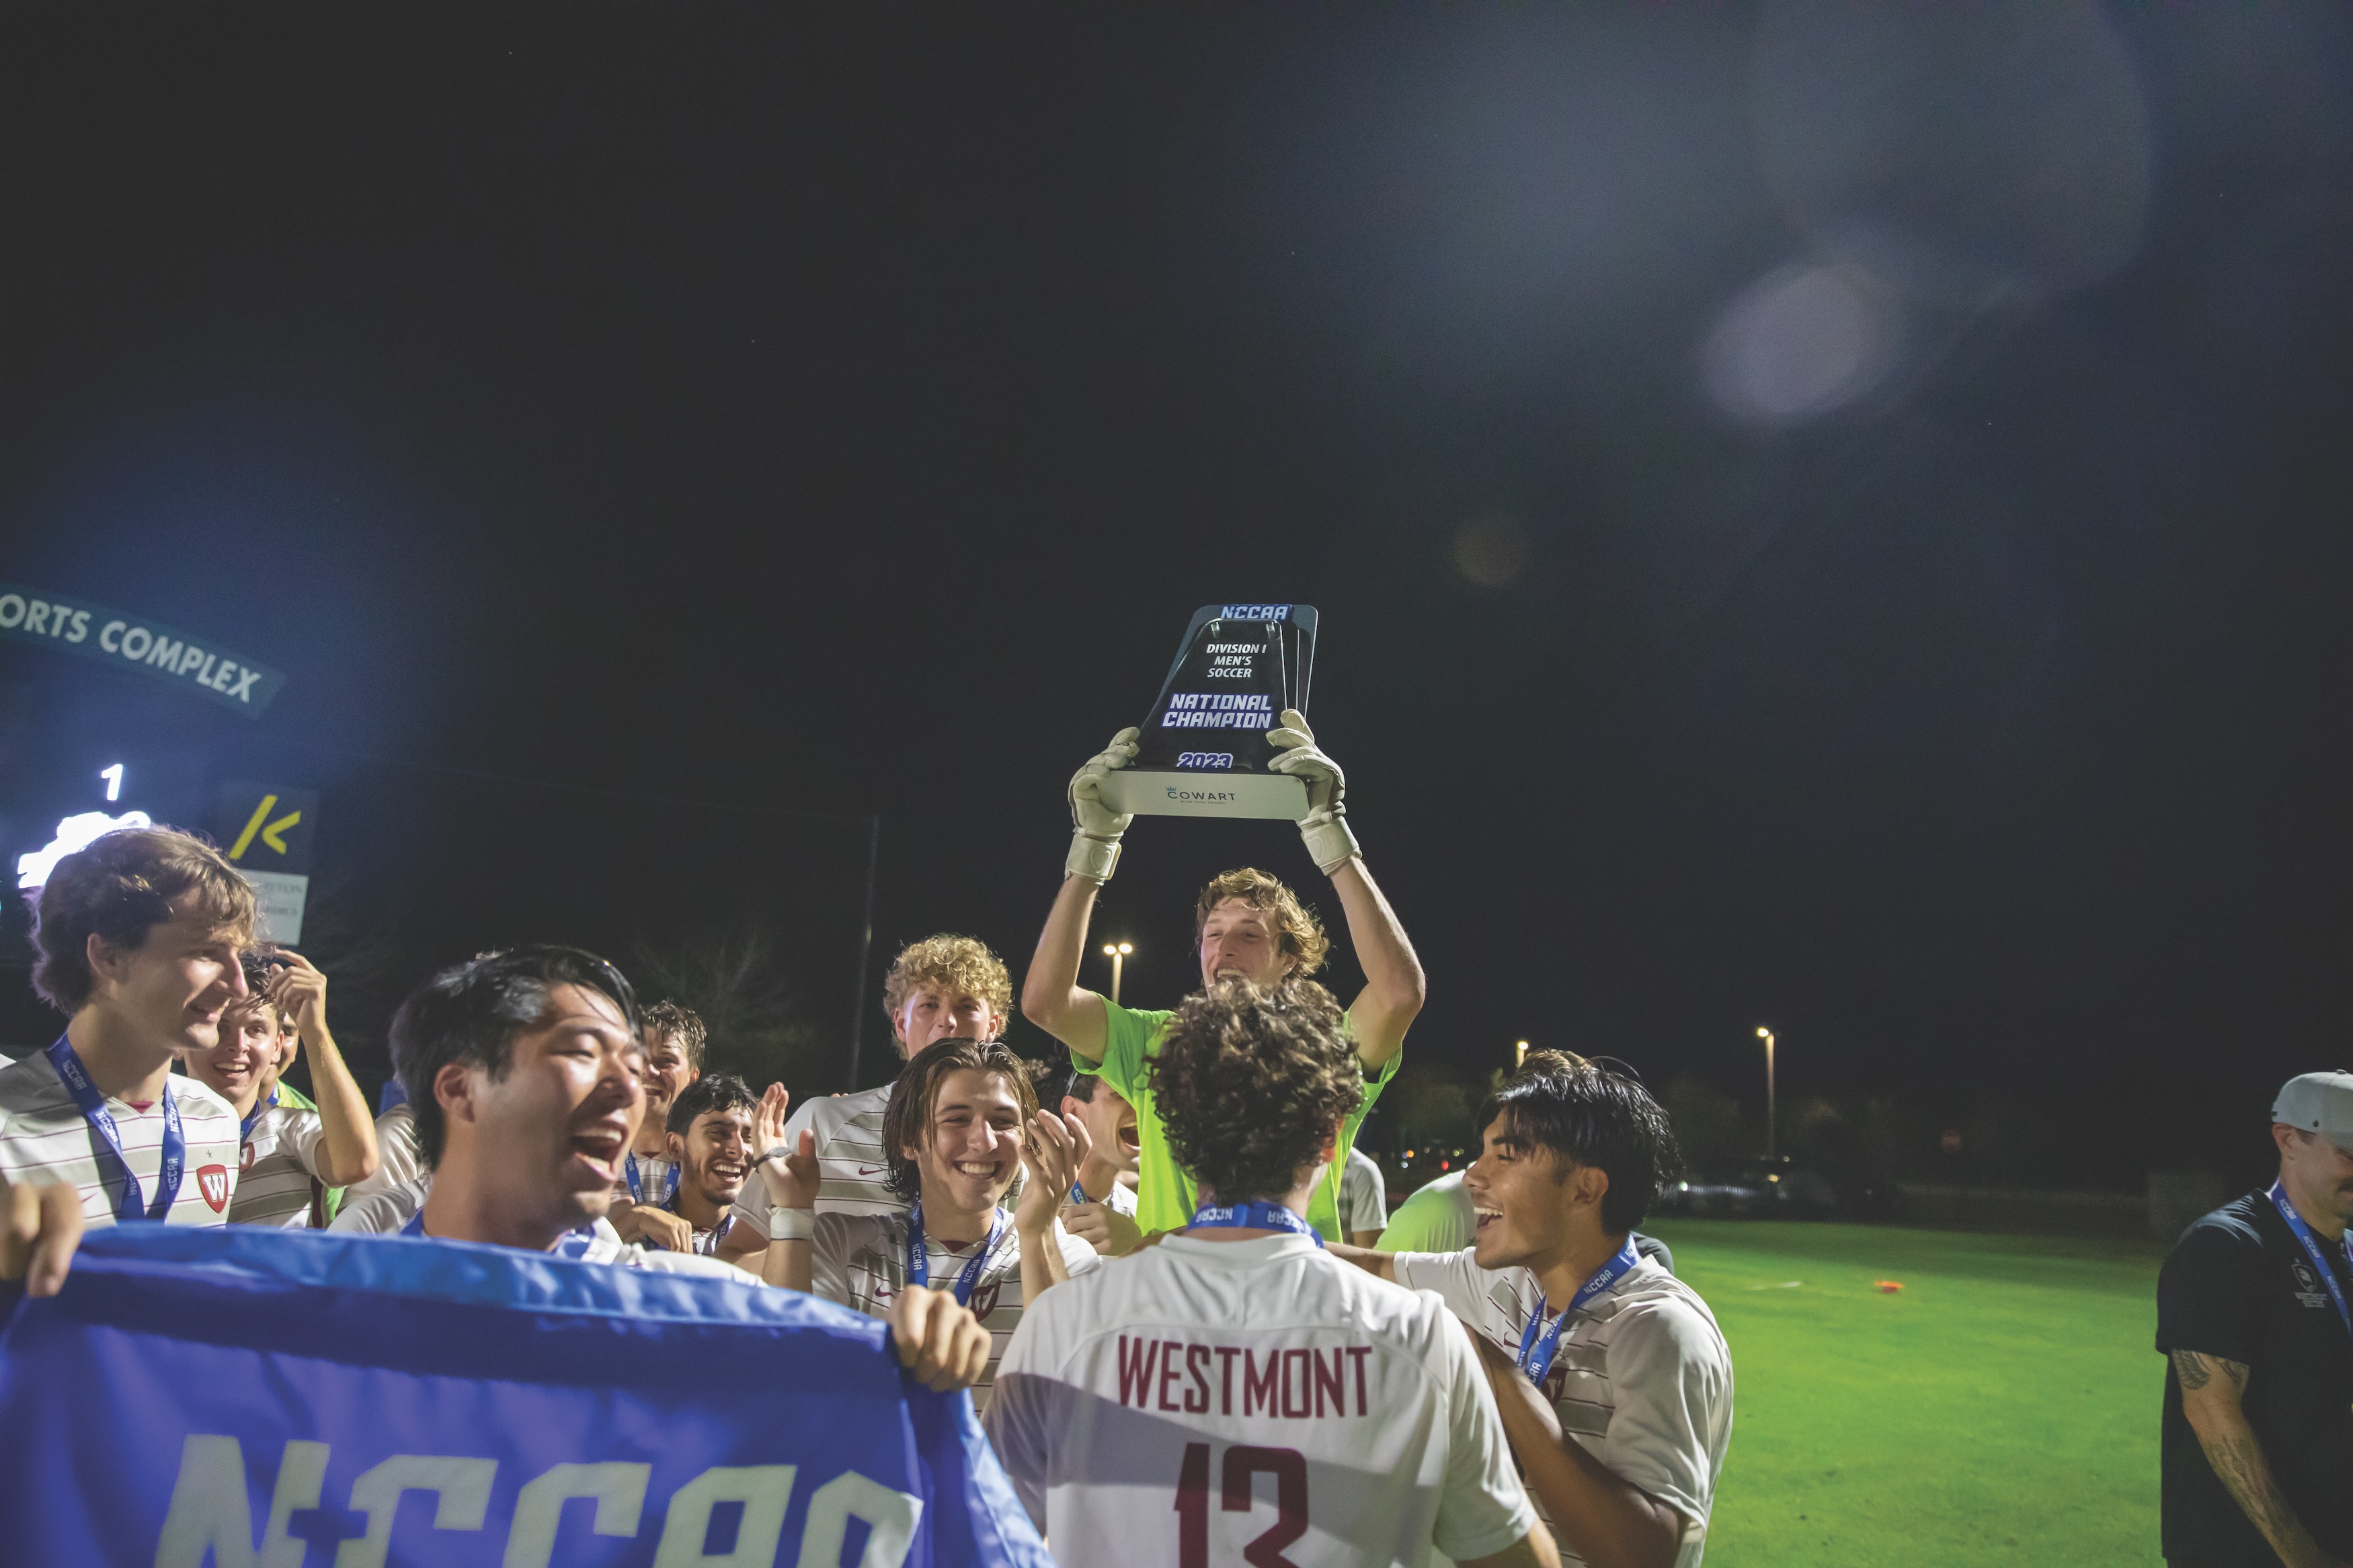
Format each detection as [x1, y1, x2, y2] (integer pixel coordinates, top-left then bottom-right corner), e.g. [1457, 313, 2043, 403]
[1642, 1220, 2165, 1567]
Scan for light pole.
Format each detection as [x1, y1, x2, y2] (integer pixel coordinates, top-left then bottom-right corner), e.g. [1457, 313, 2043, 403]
[1756, 1027, 1777, 1161]
[1102, 942, 1133, 1005]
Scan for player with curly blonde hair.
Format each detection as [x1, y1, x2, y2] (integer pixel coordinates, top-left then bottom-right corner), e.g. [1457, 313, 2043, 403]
[717, 933, 1015, 1270]
[1023, 708, 1426, 1243]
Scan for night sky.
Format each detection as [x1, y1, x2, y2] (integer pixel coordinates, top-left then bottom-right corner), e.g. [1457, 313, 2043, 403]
[3, 5, 2350, 1187]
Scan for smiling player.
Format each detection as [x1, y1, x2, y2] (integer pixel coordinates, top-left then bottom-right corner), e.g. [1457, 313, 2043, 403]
[1058, 1071, 1142, 1255]
[657, 1072, 756, 1255]
[718, 934, 1014, 1270]
[1334, 1055, 1732, 1567]
[0, 828, 252, 1228]
[987, 979, 1556, 1568]
[1023, 711, 1424, 1243]
[183, 949, 378, 1226]
[764, 1036, 1099, 1406]
[605, 999, 703, 1247]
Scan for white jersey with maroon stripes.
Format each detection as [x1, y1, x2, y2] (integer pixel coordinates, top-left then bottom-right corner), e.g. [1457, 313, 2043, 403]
[986, 1232, 1540, 1567]
[729, 1084, 1030, 1243]
[1390, 1249, 1732, 1567]
[0, 1052, 241, 1227]
[229, 1098, 330, 1228]
[813, 1208, 1099, 1411]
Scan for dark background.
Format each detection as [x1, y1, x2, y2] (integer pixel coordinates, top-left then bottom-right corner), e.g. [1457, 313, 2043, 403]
[3, 5, 2349, 1194]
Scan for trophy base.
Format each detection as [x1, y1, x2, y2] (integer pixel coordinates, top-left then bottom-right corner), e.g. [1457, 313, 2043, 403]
[1099, 770, 1308, 821]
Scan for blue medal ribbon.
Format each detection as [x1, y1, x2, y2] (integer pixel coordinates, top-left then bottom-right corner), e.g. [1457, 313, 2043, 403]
[905, 1201, 1012, 1307]
[1068, 1180, 1087, 1205]
[1515, 1239, 1642, 1385]
[625, 1151, 680, 1208]
[1187, 1200, 1324, 1247]
[660, 1189, 735, 1255]
[2269, 1180, 2353, 1339]
[43, 1034, 183, 1225]
[239, 1085, 278, 1148]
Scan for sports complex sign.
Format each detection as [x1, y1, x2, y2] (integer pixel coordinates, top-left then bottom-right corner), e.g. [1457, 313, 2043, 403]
[0, 581, 286, 716]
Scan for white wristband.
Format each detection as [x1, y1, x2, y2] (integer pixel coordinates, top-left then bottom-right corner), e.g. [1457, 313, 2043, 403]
[1300, 810, 1360, 876]
[768, 1205, 815, 1242]
[1066, 831, 1122, 884]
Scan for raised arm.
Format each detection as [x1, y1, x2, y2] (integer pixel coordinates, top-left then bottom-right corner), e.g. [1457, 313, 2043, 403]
[1021, 876, 1111, 1064]
[271, 952, 378, 1187]
[1328, 860, 1425, 1071]
[754, 1095, 821, 1295]
[2173, 1349, 2340, 1568]
[1266, 710, 1425, 1070]
[1022, 727, 1140, 1063]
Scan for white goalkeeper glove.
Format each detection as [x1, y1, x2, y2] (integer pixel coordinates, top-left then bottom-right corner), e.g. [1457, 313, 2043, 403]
[1267, 709, 1361, 874]
[1066, 727, 1140, 883]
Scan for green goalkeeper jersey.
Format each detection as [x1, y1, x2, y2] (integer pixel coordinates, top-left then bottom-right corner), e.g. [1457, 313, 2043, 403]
[1071, 992, 1398, 1242]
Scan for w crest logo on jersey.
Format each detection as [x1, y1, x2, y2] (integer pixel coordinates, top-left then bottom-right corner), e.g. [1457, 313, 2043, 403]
[239, 1142, 257, 1172]
[197, 1165, 230, 1213]
[969, 1282, 1004, 1321]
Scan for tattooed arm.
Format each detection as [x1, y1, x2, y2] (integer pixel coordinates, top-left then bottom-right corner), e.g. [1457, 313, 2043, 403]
[2171, 1350, 2344, 1568]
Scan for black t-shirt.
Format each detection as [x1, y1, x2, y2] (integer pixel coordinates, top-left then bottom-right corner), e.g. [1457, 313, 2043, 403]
[2156, 1190, 2353, 1563]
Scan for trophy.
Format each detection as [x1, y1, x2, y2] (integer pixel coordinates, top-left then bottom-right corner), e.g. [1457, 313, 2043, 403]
[1096, 604, 1320, 820]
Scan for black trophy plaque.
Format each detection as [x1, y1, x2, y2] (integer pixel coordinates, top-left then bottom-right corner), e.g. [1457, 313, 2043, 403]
[1099, 603, 1320, 820]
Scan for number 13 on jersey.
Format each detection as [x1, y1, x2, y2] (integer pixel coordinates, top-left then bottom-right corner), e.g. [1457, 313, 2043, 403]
[1176, 1442, 1308, 1568]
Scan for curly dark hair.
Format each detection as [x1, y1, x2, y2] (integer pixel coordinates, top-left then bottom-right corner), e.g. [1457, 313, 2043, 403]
[666, 1071, 756, 1138]
[881, 1036, 1043, 1204]
[1475, 1053, 1682, 1235]
[1146, 978, 1362, 1204]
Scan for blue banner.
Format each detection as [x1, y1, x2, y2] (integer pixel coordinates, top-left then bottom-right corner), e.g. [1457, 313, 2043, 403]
[0, 1225, 1050, 1567]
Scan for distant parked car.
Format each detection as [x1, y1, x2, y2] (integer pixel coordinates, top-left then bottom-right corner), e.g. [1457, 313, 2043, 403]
[1653, 1159, 1841, 1219]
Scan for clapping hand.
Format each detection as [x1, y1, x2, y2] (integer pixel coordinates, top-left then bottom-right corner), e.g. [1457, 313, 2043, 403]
[754, 1081, 820, 1212]
[1015, 1109, 1089, 1238]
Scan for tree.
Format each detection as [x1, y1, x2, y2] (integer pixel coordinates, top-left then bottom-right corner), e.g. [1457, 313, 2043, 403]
[629, 926, 824, 1089]
[1661, 1075, 1749, 1173]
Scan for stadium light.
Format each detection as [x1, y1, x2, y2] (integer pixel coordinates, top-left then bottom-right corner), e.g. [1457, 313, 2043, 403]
[18, 809, 153, 890]
[1515, 1040, 1528, 1069]
[1101, 942, 1133, 1005]
[1757, 1027, 1778, 1160]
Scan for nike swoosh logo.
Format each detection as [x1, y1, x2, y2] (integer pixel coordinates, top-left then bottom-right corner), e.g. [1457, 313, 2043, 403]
[857, 1165, 885, 1175]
